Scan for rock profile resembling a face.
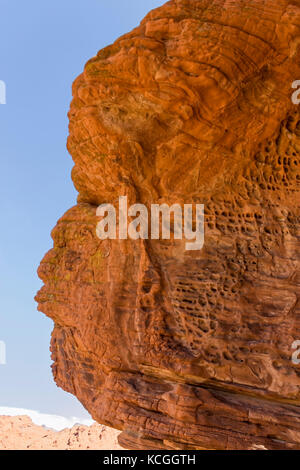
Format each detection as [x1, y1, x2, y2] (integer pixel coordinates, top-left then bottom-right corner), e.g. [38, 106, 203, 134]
[36, 0, 300, 450]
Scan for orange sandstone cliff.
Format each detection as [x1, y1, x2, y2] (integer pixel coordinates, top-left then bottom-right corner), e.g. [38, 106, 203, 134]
[36, 0, 300, 450]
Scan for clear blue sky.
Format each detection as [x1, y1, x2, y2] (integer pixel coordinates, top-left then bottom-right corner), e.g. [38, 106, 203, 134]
[0, 0, 163, 419]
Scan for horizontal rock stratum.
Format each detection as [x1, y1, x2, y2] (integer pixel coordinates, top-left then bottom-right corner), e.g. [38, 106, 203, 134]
[36, 0, 300, 450]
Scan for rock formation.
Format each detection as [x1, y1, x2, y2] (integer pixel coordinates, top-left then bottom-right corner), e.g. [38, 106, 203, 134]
[0, 416, 121, 450]
[36, 0, 300, 450]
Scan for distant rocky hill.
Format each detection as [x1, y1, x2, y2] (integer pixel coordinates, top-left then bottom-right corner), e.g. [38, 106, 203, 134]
[0, 415, 122, 450]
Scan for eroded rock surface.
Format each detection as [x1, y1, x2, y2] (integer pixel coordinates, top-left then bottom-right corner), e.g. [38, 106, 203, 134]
[36, 0, 300, 449]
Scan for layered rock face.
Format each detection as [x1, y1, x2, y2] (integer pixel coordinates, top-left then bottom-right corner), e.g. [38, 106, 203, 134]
[36, 0, 300, 450]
